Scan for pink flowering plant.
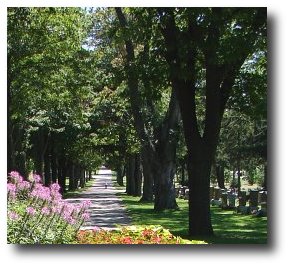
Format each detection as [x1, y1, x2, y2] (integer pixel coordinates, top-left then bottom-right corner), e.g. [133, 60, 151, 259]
[7, 171, 91, 244]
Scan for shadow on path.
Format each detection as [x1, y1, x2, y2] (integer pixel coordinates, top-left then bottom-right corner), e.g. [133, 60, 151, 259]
[65, 168, 131, 230]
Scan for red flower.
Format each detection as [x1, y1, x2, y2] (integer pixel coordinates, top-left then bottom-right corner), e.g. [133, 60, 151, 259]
[122, 236, 132, 244]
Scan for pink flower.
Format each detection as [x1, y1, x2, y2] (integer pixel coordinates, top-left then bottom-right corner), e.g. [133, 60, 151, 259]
[64, 216, 76, 225]
[50, 183, 60, 192]
[33, 174, 42, 183]
[8, 211, 19, 221]
[7, 183, 16, 199]
[9, 171, 23, 184]
[26, 207, 36, 216]
[41, 207, 50, 216]
[18, 181, 31, 191]
[50, 183, 62, 201]
[30, 184, 51, 201]
[81, 212, 90, 220]
[51, 202, 64, 214]
[81, 200, 92, 209]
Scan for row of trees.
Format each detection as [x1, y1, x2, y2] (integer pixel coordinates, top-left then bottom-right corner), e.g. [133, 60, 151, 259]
[8, 7, 267, 236]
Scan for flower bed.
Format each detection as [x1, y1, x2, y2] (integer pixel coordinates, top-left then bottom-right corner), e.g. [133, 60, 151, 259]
[77, 225, 207, 244]
[7, 171, 91, 244]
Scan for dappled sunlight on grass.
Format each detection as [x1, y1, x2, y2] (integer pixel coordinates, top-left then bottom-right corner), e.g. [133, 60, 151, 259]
[117, 192, 267, 244]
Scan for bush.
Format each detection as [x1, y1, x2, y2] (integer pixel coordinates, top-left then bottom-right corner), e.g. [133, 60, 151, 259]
[7, 171, 91, 244]
[77, 225, 207, 244]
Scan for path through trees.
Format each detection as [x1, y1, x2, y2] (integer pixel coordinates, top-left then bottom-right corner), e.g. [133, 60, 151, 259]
[65, 167, 132, 230]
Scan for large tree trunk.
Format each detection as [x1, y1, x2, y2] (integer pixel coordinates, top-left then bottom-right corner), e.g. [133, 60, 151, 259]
[79, 168, 85, 188]
[140, 149, 154, 202]
[58, 156, 67, 194]
[33, 128, 49, 181]
[69, 163, 75, 191]
[188, 155, 213, 236]
[51, 150, 58, 183]
[44, 144, 52, 186]
[134, 154, 142, 196]
[7, 122, 16, 173]
[154, 160, 178, 211]
[216, 164, 225, 189]
[263, 162, 267, 190]
[116, 164, 124, 186]
[115, 8, 179, 209]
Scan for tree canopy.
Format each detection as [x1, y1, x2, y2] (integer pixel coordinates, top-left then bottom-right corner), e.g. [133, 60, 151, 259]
[7, 7, 267, 237]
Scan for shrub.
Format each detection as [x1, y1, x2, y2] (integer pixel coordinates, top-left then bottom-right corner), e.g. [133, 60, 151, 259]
[7, 171, 91, 244]
[77, 225, 207, 244]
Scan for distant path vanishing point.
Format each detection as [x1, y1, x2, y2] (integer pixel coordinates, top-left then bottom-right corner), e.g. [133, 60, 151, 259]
[65, 167, 132, 230]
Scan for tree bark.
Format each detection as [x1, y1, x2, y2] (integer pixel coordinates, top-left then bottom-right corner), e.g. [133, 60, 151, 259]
[126, 155, 136, 195]
[51, 150, 58, 183]
[58, 156, 67, 194]
[44, 144, 52, 186]
[115, 8, 180, 209]
[116, 164, 124, 186]
[80, 168, 85, 188]
[134, 154, 142, 197]
[69, 163, 75, 191]
[216, 165, 225, 189]
[140, 149, 154, 202]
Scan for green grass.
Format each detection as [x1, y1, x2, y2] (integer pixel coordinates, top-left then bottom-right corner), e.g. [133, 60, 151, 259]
[115, 186, 267, 244]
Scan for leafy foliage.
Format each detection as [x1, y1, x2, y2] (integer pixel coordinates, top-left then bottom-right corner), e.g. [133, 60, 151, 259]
[77, 225, 206, 244]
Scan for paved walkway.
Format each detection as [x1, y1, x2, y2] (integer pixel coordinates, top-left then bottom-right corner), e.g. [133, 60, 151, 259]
[65, 167, 132, 230]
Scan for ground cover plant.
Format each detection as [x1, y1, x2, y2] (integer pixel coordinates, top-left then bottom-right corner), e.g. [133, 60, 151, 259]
[7, 171, 91, 244]
[77, 225, 206, 244]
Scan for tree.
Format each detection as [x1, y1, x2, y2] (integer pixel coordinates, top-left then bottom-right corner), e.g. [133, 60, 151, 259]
[7, 7, 97, 191]
[115, 7, 181, 210]
[157, 7, 266, 236]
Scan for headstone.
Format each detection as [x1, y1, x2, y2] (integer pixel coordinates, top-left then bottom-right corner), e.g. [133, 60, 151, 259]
[238, 191, 247, 206]
[210, 186, 214, 200]
[175, 187, 180, 197]
[221, 193, 228, 208]
[237, 205, 250, 215]
[214, 187, 221, 200]
[184, 189, 189, 200]
[179, 186, 186, 198]
[260, 202, 267, 216]
[228, 193, 236, 208]
[258, 191, 267, 204]
[211, 199, 222, 207]
[249, 190, 259, 207]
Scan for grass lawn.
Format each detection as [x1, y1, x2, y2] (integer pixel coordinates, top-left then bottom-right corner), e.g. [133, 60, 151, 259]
[116, 188, 267, 244]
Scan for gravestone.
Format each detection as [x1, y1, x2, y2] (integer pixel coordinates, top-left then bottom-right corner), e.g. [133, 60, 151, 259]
[184, 189, 189, 200]
[221, 193, 228, 208]
[214, 187, 221, 200]
[228, 193, 236, 208]
[238, 191, 247, 206]
[249, 190, 259, 207]
[258, 191, 267, 204]
[260, 202, 267, 216]
[210, 186, 214, 200]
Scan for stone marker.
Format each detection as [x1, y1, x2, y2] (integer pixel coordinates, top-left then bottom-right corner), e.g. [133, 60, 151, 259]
[228, 193, 236, 208]
[258, 191, 267, 204]
[214, 187, 221, 200]
[238, 191, 247, 206]
[221, 193, 228, 208]
[210, 186, 214, 200]
[184, 189, 189, 200]
[249, 190, 259, 207]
